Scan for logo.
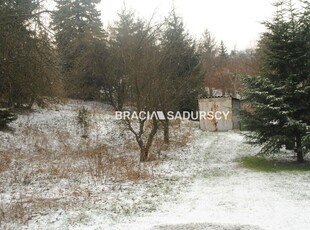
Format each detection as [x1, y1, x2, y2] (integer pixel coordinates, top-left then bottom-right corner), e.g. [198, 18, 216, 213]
[115, 111, 230, 120]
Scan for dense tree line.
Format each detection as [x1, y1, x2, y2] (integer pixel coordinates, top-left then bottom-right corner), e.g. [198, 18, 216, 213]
[2, 0, 291, 161]
[1, 0, 252, 108]
[0, 0, 205, 159]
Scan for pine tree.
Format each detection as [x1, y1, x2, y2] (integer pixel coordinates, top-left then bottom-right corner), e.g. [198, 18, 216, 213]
[198, 30, 218, 96]
[0, 0, 59, 108]
[219, 40, 228, 59]
[299, 0, 310, 154]
[242, 1, 310, 162]
[52, 0, 106, 99]
[157, 8, 202, 143]
[102, 7, 143, 110]
[160, 8, 202, 112]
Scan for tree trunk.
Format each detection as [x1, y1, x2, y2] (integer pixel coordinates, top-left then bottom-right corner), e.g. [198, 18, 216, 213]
[139, 118, 158, 162]
[296, 134, 304, 163]
[140, 147, 148, 162]
[163, 119, 170, 144]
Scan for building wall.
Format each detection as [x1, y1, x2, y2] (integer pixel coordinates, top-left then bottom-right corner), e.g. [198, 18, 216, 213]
[199, 97, 233, 131]
[232, 98, 241, 129]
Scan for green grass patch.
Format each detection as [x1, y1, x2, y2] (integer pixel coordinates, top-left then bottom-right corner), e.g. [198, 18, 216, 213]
[239, 155, 310, 172]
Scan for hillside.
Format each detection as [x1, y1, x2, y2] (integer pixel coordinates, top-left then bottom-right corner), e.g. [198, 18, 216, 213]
[0, 100, 310, 230]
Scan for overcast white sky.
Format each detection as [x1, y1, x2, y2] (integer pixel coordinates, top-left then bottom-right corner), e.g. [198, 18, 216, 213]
[99, 0, 277, 51]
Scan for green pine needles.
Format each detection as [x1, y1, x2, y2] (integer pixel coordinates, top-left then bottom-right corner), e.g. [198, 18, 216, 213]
[241, 0, 310, 162]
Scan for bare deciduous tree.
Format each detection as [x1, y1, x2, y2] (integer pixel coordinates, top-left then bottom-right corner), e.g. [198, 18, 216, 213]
[105, 8, 162, 161]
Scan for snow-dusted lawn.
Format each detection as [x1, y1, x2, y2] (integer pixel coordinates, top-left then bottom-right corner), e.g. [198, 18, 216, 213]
[0, 100, 309, 230]
[111, 132, 310, 230]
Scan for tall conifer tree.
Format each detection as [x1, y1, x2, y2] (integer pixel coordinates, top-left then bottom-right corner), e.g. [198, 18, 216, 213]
[0, 0, 59, 108]
[52, 0, 106, 99]
[242, 1, 310, 162]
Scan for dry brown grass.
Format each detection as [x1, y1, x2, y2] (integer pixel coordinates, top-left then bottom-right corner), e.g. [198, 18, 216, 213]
[0, 196, 76, 227]
[0, 201, 30, 226]
[173, 131, 191, 148]
[0, 113, 195, 227]
[0, 107, 175, 228]
[81, 144, 109, 178]
[47, 165, 70, 179]
[152, 123, 191, 156]
[0, 150, 11, 173]
[111, 155, 153, 181]
[81, 144, 154, 182]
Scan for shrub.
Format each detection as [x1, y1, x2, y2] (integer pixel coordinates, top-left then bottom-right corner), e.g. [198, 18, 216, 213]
[0, 108, 17, 130]
[77, 106, 90, 137]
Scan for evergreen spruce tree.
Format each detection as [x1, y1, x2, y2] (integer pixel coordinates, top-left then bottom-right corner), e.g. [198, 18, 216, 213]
[0, 0, 59, 108]
[102, 7, 143, 110]
[218, 40, 228, 59]
[198, 30, 218, 97]
[299, 0, 310, 154]
[157, 8, 202, 143]
[160, 8, 202, 112]
[52, 0, 106, 99]
[242, 1, 310, 162]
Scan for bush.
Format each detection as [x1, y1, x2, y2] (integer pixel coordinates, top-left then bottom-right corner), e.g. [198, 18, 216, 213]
[0, 108, 17, 129]
[77, 106, 90, 138]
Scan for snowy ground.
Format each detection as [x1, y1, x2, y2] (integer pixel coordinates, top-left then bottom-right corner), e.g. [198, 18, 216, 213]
[1, 100, 310, 230]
